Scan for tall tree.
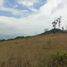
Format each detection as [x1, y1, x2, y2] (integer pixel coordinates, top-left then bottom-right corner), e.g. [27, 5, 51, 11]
[52, 21, 57, 29]
[56, 16, 61, 28]
[52, 16, 62, 29]
[58, 16, 61, 28]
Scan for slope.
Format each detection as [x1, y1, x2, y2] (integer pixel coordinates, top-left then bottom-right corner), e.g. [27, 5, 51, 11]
[0, 33, 67, 67]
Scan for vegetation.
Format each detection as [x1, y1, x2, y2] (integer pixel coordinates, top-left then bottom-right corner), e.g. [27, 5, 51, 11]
[52, 16, 61, 29]
[48, 51, 67, 67]
[0, 33, 67, 67]
[0, 16, 67, 67]
[40, 28, 67, 35]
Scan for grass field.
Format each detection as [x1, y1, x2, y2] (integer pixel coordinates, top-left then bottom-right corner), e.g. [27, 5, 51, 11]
[0, 33, 67, 67]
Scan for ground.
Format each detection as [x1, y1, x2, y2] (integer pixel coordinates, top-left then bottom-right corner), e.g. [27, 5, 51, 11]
[0, 33, 67, 67]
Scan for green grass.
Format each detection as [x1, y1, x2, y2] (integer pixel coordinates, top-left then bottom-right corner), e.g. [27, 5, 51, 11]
[0, 33, 67, 67]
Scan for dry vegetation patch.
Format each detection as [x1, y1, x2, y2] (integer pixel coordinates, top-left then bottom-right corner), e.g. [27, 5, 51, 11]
[0, 33, 67, 67]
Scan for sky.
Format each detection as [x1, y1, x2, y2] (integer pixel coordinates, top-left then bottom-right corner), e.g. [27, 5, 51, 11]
[0, 0, 67, 39]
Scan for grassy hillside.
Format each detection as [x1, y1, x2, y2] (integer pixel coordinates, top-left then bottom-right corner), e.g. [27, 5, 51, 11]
[0, 33, 67, 67]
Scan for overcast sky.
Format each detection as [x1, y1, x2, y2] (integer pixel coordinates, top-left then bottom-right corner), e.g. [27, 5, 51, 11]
[0, 0, 67, 39]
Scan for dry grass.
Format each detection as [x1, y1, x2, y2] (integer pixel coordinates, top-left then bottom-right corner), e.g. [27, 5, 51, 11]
[0, 33, 67, 67]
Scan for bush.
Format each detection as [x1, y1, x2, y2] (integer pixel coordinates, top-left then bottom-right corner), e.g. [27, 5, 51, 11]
[15, 36, 25, 39]
[48, 51, 67, 67]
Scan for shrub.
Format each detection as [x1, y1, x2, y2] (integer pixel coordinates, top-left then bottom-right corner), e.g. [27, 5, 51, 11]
[47, 51, 67, 67]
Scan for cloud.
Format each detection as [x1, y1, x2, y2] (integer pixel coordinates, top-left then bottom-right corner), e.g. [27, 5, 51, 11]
[0, 0, 4, 6]
[0, 0, 46, 18]
[17, 0, 36, 7]
[0, 6, 53, 39]
[40, 0, 62, 15]
[0, 0, 67, 39]
[40, 0, 67, 28]
[33, 0, 47, 9]
[0, 0, 34, 18]
[0, 0, 20, 17]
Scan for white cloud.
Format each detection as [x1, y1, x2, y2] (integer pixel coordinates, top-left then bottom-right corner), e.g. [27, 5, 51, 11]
[0, 0, 4, 7]
[0, 0, 67, 39]
[0, 0, 37, 17]
[39, 0, 67, 28]
[17, 0, 36, 7]
[40, 0, 62, 15]
[0, 0, 21, 17]
[0, 7, 22, 17]
[0, 12, 49, 36]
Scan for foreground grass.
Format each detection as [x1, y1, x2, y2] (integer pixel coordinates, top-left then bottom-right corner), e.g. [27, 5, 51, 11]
[0, 33, 67, 67]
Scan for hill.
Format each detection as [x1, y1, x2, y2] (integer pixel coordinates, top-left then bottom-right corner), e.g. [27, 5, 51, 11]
[0, 32, 67, 67]
[40, 28, 67, 35]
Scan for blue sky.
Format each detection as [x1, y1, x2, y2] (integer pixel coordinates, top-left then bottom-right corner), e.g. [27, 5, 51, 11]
[0, 0, 67, 39]
[0, 0, 47, 18]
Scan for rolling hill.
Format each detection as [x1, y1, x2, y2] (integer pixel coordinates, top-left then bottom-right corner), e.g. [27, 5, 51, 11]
[0, 29, 67, 67]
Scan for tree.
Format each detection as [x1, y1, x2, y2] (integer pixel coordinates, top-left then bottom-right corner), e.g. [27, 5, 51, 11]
[52, 21, 57, 29]
[62, 27, 64, 30]
[57, 16, 61, 28]
[52, 16, 62, 29]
